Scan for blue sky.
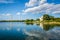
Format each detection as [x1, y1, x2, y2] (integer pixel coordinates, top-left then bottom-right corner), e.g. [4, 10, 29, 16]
[0, 0, 60, 20]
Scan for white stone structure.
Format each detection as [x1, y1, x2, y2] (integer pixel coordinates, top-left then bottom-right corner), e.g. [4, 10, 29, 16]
[40, 16, 43, 21]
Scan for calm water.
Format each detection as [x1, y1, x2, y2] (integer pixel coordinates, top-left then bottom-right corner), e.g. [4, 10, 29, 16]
[0, 22, 60, 40]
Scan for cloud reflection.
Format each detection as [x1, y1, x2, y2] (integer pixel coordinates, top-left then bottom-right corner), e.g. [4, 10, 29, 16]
[23, 27, 60, 40]
[17, 28, 20, 32]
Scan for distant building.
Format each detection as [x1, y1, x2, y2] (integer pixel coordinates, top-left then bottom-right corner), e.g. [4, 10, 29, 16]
[40, 16, 43, 21]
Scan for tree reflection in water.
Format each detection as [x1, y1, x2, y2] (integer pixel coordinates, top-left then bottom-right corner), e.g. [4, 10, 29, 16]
[25, 23, 60, 40]
[25, 23, 34, 25]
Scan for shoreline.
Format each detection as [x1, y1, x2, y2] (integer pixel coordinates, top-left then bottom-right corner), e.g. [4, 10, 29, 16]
[0, 21, 60, 24]
[42, 22, 60, 24]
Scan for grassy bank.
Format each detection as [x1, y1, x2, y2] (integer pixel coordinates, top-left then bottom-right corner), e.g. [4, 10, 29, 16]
[43, 22, 60, 24]
[41, 20, 60, 24]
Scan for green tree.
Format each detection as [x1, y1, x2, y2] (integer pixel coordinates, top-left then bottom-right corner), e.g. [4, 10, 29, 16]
[30, 19, 34, 22]
[43, 14, 54, 21]
[50, 16, 54, 20]
[25, 19, 30, 22]
[36, 19, 40, 21]
[43, 14, 50, 20]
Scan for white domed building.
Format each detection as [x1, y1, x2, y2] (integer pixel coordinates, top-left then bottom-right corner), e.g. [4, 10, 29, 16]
[40, 16, 43, 22]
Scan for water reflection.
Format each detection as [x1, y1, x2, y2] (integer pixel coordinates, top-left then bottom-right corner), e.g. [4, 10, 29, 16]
[0, 22, 12, 31]
[26, 22, 60, 31]
[25, 23, 34, 25]
[0, 22, 23, 31]
[0, 22, 60, 40]
[25, 23, 60, 40]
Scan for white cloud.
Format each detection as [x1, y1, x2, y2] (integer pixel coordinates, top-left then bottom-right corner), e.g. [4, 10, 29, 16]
[39, 0, 47, 5]
[24, 3, 54, 14]
[6, 13, 11, 16]
[2, 13, 11, 16]
[0, 0, 14, 3]
[24, 0, 60, 14]
[16, 12, 21, 15]
[25, 0, 47, 7]
[53, 11, 60, 14]
[25, 0, 38, 7]
[16, 12, 26, 15]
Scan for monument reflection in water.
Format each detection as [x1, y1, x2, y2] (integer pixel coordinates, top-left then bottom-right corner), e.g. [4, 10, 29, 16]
[0, 22, 60, 40]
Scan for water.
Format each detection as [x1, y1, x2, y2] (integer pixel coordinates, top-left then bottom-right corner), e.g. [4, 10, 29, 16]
[0, 22, 60, 40]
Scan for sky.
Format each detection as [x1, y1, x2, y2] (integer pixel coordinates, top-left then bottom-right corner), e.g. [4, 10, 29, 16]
[0, 0, 60, 20]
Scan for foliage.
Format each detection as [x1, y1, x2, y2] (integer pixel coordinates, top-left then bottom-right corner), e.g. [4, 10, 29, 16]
[36, 19, 40, 21]
[43, 14, 54, 21]
[43, 14, 50, 20]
